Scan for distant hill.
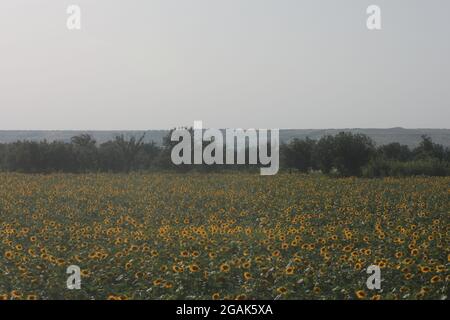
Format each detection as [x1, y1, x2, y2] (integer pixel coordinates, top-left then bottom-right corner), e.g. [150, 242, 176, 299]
[0, 128, 449, 148]
[279, 128, 450, 148]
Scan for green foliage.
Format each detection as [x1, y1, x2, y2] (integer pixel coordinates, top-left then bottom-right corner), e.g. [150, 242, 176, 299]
[363, 158, 450, 178]
[377, 142, 412, 161]
[0, 133, 448, 177]
[281, 138, 316, 172]
[329, 132, 375, 176]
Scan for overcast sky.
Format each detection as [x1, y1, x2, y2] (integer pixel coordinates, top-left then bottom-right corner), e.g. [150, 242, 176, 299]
[0, 0, 449, 130]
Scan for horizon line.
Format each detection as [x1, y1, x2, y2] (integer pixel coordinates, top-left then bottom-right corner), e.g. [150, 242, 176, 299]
[0, 127, 450, 131]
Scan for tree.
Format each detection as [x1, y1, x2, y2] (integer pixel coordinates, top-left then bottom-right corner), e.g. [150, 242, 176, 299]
[113, 133, 146, 173]
[98, 141, 124, 172]
[332, 132, 375, 176]
[5, 141, 42, 173]
[71, 134, 98, 172]
[281, 138, 316, 172]
[134, 141, 161, 170]
[45, 141, 77, 172]
[313, 135, 336, 174]
[378, 143, 412, 161]
[0, 144, 7, 171]
[414, 135, 445, 161]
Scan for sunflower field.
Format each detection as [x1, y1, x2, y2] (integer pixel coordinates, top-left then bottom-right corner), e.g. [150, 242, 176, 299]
[0, 173, 448, 300]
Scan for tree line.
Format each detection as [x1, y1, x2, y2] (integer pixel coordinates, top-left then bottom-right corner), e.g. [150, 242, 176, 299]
[281, 133, 449, 177]
[0, 131, 448, 177]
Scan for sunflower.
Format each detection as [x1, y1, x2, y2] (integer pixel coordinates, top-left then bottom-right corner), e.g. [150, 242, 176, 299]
[403, 258, 413, 265]
[172, 265, 183, 273]
[399, 286, 409, 293]
[419, 266, 431, 273]
[377, 260, 387, 268]
[212, 293, 220, 300]
[153, 279, 163, 286]
[285, 267, 295, 275]
[371, 294, 381, 300]
[430, 275, 441, 283]
[236, 294, 247, 300]
[189, 264, 200, 272]
[343, 245, 352, 253]
[243, 272, 252, 280]
[355, 290, 366, 299]
[26, 294, 38, 300]
[220, 263, 230, 273]
[81, 269, 90, 277]
[209, 252, 217, 259]
[255, 256, 264, 263]
[277, 287, 287, 294]
[150, 250, 158, 257]
[181, 250, 189, 257]
[435, 265, 446, 272]
[4, 251, 14, 260]
[11, 290, 22, 299]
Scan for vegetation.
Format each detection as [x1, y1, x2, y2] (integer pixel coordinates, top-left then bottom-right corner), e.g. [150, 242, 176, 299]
[0, 173, 447, 300]
[0, 132, 448, 177]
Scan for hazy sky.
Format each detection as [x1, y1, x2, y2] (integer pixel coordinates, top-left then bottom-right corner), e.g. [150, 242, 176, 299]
[0, 0, 449, 130]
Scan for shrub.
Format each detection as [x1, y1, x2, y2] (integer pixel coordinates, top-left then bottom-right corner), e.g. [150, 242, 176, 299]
[363, 158, 450, 177]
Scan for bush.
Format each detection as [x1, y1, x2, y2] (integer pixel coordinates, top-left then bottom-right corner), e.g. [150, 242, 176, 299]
[363, 158, 450, 178]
